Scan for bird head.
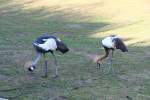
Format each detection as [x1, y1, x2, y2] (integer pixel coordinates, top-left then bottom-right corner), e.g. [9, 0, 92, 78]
[56, 40, 69, 54]
[114, 38, 128, 52]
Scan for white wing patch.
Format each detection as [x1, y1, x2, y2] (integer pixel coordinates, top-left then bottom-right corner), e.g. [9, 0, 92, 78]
[37, 38, 57, 51]
[102, 37, 115, 48]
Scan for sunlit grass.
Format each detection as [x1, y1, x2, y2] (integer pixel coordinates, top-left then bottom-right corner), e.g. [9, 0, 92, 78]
[91, 20, 150, 46]
[5, 0, 150, 46]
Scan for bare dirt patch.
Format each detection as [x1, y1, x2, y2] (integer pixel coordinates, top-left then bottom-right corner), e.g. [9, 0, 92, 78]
[85, 53, 100, 63]
[70, 48, 100, 63]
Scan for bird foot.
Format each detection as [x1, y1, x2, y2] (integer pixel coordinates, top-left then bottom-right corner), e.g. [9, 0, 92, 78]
[96, 63, 101, 69]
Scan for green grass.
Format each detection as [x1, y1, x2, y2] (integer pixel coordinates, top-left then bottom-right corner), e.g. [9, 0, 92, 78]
[0, 0, 150, 100]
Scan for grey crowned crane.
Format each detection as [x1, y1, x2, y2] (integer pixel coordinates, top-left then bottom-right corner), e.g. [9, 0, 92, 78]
[96, 35, 128, 72]
[28, 35, 69, 78]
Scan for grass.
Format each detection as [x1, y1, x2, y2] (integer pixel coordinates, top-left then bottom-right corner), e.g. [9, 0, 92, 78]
[0, 0, 150, 100]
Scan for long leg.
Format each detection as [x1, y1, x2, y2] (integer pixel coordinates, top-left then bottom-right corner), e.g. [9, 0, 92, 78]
[97, 47, 110, 68]
[111, 50, 115, 74]
[112, 50, 114, 58]
[110, 50, 113, 65]
[28, 52, 41, 71]
[52, 53, 59, 78]
[108, 50, 114, 73]
[43, 54, 48, 77]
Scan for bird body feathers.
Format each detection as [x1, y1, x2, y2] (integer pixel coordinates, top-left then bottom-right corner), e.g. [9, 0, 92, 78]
[34, 38, 57, 51]
[33, 35, 69, 53]
[29, 35, 69, 76]
[97, 35, 128, 65]
[101, 36, 128, 52]
[102, 36, 117, 49]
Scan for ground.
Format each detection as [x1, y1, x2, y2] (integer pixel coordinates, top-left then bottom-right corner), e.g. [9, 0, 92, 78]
[0, 0, 150, 100]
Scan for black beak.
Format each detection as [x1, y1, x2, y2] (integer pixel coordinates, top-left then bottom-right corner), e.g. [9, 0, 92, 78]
[123, 50, 128, 52]
[120, 42, 128, 52]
